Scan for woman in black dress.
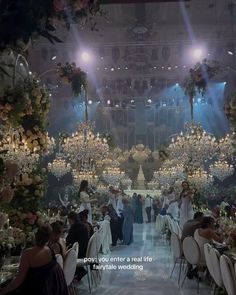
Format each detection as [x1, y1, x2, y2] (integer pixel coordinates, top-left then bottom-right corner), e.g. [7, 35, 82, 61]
[0, 225, 68, 295]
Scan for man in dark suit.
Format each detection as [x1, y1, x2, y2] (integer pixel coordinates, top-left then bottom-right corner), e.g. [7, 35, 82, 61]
[66, 211, 89, 258]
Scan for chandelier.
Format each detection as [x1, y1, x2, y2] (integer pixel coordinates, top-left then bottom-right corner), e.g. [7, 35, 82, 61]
[168, 122, 218, 168]
[209, 160, 234, 182]
[121, 175, 132, 189]
[218, 134, 235, 160]
[188, 168, 213, 190]
[48, 154, 71, 180]
[147, 180, 159, 190]
[102, 167, 125, 187]
[61, 121, 109, 168]
[0, 127, 39, 174]
[72, 168, 98, 187]
[153, 164, 184, 187]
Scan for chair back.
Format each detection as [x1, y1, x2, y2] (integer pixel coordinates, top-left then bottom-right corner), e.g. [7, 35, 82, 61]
[63, 249, 77, 286]
[209, 248, 222, 288]
[170, 232, 182, 259]
[182, 236, 200, 265]
[55, 254, 63, 269]
[156, 215, 164, 234]
[86, 232, 98, 260]
[220, 254, 236, 295]
[204, 243, 214, 280]
[96, 226, 103, 254]
[72, 242, 79, 258]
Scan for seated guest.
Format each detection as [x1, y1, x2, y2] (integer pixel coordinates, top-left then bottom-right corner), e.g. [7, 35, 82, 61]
[79, 209, 94, 239]
[66, 211, 89, 258]
[181, 211, 204, 242]
[194, 216, 224, 265]
[0, 225, 68, 295]
[48, 221, 66, 258]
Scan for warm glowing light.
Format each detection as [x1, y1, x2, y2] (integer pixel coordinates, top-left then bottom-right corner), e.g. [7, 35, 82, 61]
[81, 51, 91, 62]
[193, 48, 203, 59]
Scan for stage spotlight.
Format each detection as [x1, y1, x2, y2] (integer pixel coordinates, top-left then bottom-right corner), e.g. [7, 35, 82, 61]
[88, 100, 92, 105]
[175, 83, 179, 86]
[224, 82, 227, 85]
[111, 68, 115, 71]
[228, 51, 234, 55]
[193, 48, 203, 59]
[107, 99, 111, 105]
[131, 99, 135, 103]
[81, 51, 91, 62]
[115, 104, 119, 108]
[147, 99, 152, 103]
[51, 56, 57, 60]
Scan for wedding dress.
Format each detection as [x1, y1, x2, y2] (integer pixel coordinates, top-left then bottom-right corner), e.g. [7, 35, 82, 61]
[179, 196, 193, 230]
[79, 191, 92, 224]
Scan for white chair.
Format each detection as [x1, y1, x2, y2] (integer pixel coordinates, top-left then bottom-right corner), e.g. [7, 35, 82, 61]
[170, 232, 184, 284]
[77, 233, 99, 293]
[156, 215, 165, 235]
[220, 255, 236, 295]
[182, 236, 201, 292]
[100, 220, 112, 254]
[209, 248, 223, 293]
[72, 242, 79, 258]
[63, 249, 77, 295]
[204, 243, 214, 282]
[55, 254, 63, 269]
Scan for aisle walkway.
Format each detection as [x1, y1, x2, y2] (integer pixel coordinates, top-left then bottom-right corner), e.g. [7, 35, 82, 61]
[79, 223, 210, 295]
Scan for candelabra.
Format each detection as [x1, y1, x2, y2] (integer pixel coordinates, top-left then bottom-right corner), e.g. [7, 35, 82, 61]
[209, 160, 234, 182]
[153, 164, 184, 186]
[102, 167, 125, 187]
[48, 154, 71, 180]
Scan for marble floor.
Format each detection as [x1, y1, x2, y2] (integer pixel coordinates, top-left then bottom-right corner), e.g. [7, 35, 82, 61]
[77, 223, 211, 295]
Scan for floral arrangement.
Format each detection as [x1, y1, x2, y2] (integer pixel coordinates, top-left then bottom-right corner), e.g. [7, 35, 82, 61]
[10, 168, 48, 214]
[57, 62, 87, 96]
[0, 0, 101, 52]
[0, 77, 50, 129]
[183, 59, 220, 98]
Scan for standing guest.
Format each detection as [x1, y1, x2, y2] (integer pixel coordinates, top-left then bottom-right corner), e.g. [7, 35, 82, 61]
[122, 199, 134, 245]
[145, 195, 153, 223]
[116, 192, 124, 242]
[167, 187, 179, 219]
[152, 197, 160, 222]
[100, 205, 111, 221]
[160, 190, 169, 216]
[135, 194, 143, 224]
[107, 187, 117, 213]
[0, 225, 68, 295]
[132, 193, 137, 222]
[179, 181, 194, 229]
[48, 221, 66, 258]
[194, 216, 224, 265]
[79, 209, 94, 239]
[78, 180, 96, 224]
[108, 204, 119, 246]
[211, 205, 220, 221]
[181, 212, 204, 242]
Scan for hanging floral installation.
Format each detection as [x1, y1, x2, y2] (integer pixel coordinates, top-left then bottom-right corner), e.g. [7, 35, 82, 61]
[0, 0, 101, 52]
[183, 59, 220, 119]
[57, 62, 87, 96]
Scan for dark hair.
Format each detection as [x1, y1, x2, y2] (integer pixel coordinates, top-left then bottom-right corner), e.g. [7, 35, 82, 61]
[68, 211, 78, 222]
[182, 181, 189, 187]
[79, 180, 88, 195]
[35, 225, 52, 247]
[79, 209, 88, 220]
[50, 221, 63, 235]
[201, 216, 214, 229]
[193, 212, 204, 220]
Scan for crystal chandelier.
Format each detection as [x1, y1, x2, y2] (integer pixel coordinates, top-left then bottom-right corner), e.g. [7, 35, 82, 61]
[218, 134, 235, 160]
[209, 160, 234, 182]
[147, 180, 159, 190]
[61, 121, 109, 168]
[121, 175, 132, 189]
[0, 127, 39, 173]
[168, 122, 218, 168]
[72, 168, 98, 187]
[188, 168, 213, 190]
[48, 154, 71, 180]
[153, 164, 184, 187]
[102, 167, 125, 187]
